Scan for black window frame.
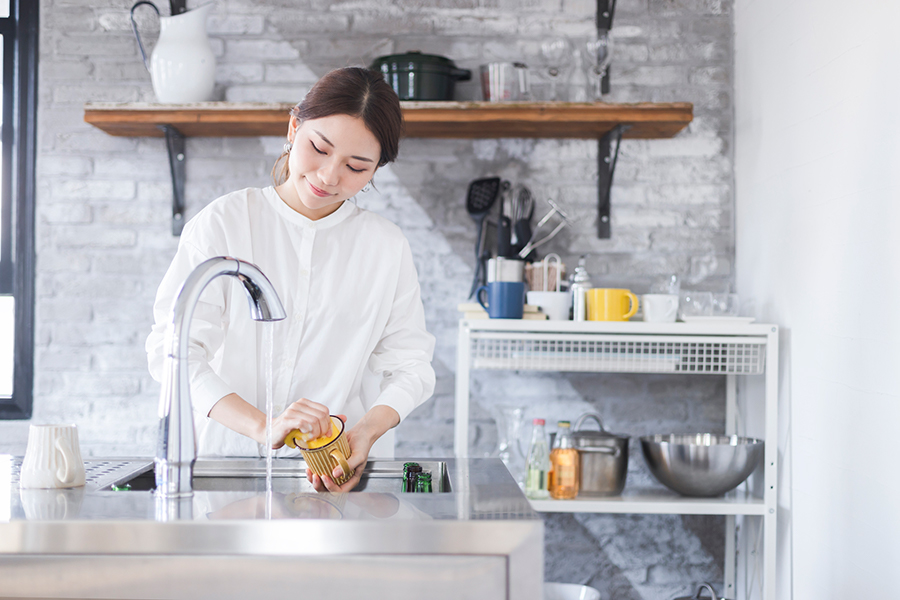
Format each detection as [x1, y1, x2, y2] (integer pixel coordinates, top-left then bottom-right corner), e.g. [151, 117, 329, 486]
[0, 0, 38, 419]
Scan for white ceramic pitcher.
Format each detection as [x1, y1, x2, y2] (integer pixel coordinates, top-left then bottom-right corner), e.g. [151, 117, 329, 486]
[131, 2, 216, 103]
[20, 424, 86, 489]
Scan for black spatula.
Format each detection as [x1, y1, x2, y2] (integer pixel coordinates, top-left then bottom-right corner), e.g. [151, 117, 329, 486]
[466, 177, 501, 298]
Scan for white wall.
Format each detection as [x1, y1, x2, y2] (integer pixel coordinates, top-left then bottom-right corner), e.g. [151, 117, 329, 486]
[734, 1, 900, 598]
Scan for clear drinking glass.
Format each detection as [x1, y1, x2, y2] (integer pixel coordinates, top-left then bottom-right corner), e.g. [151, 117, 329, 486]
[712, 293, 740, 317]
[584, 32, 613, 101]
[493, 405, 526, 488]
[650, 274, 681, 295]
[679, 290, 714, 319]
[539, 38, 573, 101]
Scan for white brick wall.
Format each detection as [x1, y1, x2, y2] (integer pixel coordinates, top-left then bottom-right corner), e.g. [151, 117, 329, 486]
[1, 1, 737, 597]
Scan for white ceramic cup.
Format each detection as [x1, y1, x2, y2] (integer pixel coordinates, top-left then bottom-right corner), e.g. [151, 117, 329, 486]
[527, 291, 572, 321]
[642, 294, 679, 323]
[19, 424, 86, 489]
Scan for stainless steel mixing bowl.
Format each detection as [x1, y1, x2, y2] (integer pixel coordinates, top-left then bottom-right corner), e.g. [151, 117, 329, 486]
[640, 433, 764, 497]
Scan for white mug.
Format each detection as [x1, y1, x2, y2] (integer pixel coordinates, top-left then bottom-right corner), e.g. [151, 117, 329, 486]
[20, 424, 86, 489]
[527, 291, 572, 321]
[642, 294, 679, 323]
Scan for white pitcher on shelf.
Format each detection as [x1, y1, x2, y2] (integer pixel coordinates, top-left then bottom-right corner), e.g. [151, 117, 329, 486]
[130, 1, 216, 103]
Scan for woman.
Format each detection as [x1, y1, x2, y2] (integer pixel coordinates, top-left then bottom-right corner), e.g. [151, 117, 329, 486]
[146, 67, 436, 493]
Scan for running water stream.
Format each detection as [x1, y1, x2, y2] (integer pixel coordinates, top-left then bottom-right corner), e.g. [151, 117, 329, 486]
[260, 322, 275, 519]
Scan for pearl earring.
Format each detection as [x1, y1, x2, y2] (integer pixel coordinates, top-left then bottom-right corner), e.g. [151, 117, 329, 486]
[283, 141, 292, 154]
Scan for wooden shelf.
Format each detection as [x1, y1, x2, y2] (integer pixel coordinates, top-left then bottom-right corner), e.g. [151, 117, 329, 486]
[83, 101, 692, 140]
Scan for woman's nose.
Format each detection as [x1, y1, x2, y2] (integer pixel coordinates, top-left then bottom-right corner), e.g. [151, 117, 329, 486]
[318, 160, 340, 187]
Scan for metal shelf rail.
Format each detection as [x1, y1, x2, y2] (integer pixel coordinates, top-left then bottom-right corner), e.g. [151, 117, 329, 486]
[454, 319, 779, 600]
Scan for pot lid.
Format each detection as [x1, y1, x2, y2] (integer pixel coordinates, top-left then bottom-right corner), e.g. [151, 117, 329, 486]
[371, 50, 458, 67]
[572, 413, 629, 445]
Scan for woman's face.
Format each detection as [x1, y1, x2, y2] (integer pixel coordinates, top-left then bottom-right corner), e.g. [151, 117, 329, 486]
[277, 113, 381, 220]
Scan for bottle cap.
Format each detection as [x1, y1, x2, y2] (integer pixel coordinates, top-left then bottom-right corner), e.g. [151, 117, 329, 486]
[557, 420, 571, 428]
[533, 418, 545, 425]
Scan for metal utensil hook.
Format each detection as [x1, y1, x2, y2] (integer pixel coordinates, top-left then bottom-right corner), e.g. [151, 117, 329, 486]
[517, 198, 574, 259]
[541, 253, 562, 292]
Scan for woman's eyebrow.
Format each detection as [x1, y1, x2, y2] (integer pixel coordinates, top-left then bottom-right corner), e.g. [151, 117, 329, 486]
[312, 129, 375, 163]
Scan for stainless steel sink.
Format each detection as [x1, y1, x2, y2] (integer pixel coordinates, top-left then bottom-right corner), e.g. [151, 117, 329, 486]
[2, 455, 541, 600]
[102, 458, 451, 494]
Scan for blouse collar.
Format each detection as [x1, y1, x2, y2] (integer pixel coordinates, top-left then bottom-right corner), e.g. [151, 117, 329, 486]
[263, 186, 357, 229]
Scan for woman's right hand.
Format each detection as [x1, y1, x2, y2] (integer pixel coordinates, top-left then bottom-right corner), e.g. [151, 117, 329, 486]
[268, 398, 332, 449]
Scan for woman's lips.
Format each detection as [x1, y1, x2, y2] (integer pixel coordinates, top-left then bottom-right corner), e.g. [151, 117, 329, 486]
[306, 179, 332, 198]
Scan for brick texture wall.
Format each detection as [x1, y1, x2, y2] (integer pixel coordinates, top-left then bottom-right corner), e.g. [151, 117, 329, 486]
[2, 1, 736, 598]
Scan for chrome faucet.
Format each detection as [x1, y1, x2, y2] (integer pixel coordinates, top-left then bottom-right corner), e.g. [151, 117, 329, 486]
[155, 256, 286, 498]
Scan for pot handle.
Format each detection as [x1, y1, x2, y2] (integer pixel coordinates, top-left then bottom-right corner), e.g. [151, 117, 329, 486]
[574, 412, 607, 433]
[452, 67, 472, 81]
[695, 582, 720, 600]
[130, 1, 160, 73]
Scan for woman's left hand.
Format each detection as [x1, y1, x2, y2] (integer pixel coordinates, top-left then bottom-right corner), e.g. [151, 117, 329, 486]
[307, 419, 373, 493]
[306, 406, 400, 493]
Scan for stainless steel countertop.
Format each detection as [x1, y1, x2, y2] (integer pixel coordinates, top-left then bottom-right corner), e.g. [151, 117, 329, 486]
[0, 456, 539, 555]
[0, 457, 544, 599]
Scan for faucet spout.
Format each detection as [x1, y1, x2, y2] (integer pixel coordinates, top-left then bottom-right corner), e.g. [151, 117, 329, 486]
[155, 257, 286, 498]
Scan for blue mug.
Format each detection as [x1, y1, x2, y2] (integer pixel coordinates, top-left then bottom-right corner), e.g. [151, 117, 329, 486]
[477, 281, 526, 319]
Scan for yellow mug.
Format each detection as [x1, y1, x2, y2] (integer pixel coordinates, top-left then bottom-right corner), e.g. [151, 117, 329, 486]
[586, 288, 639, 321]
[284, 415, 354, 486]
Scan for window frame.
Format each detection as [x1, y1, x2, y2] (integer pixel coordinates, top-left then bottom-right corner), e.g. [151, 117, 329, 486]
[0, 0, 38, 419]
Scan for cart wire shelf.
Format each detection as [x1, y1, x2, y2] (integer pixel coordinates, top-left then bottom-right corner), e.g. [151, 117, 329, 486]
[469, 332, 766, 374]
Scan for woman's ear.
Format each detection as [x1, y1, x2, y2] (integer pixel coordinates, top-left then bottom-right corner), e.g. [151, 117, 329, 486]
[287, 115, 300, 143]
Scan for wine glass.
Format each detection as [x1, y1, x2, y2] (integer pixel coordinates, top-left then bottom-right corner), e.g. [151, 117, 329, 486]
[584, 32, 614, 101]
[539, 38, 572, 101]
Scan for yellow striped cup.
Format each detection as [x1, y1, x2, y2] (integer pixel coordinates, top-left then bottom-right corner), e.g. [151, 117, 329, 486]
[284, 416, 354, 486]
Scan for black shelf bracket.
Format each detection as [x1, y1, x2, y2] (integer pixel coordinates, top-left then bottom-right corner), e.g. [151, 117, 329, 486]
[596, 0, 616, 94]
[159, 124, 186, 235]
[597, 124, 628, 239]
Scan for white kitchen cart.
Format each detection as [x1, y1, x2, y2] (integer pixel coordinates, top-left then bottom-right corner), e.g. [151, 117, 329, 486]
[454, 319, 779, 600]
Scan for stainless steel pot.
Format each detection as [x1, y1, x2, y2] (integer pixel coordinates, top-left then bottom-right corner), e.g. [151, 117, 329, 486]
[572, 413, 629, 496]
[673, 582, 726, 600]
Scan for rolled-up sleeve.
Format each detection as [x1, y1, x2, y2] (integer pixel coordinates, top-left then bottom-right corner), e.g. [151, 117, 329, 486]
[367, 238, 436, 421]
[145, 234, 234, 420]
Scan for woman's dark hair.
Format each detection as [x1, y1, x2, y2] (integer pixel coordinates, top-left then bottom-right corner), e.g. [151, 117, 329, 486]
[273, 67, 404, 185]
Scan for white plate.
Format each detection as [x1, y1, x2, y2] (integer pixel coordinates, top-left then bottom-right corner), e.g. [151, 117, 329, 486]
[681, 316, 755, 324]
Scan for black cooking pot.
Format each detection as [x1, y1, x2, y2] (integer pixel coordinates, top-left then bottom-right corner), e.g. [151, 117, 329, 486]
[370, 51, 472, 101]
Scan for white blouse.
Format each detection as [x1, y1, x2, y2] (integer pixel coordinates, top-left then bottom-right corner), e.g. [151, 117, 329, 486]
[146, 187, 436, 458]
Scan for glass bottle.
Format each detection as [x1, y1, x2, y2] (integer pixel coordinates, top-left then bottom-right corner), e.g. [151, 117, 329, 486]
[570, 256, 592, 321]
[406, 465, 422, 493]
[402, 462, 419, 493]
[525, 418, 551, 500]
[549, 420, 579, 499]
[416, 471, 433, 493]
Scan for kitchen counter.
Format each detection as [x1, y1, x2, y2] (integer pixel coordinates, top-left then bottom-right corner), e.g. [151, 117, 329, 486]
[0, 456, 542, 600]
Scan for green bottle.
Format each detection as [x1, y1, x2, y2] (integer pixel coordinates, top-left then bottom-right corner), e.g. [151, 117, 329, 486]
[416, 471, 433, 493]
